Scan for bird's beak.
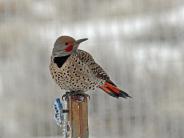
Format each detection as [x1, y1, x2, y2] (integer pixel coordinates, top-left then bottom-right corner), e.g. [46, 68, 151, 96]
[76, 38, 88, 44]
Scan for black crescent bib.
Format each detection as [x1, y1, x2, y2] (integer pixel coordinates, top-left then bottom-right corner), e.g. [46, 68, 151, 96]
[54, 55, 70, 68]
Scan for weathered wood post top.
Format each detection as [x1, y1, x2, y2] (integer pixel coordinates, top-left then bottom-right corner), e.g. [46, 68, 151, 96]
[66, 94, 89, 138]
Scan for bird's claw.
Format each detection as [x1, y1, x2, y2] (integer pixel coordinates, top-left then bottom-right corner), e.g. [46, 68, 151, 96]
[73, 92, 90, 101]
[62, 92, 70, 101]
[62, 91, 90, 101]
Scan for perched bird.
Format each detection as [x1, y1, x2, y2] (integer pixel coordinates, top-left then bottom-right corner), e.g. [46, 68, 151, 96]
[49, 36, 131, 98]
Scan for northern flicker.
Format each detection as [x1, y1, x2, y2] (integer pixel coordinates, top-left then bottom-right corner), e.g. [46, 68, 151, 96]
[49, 36, 131, 98]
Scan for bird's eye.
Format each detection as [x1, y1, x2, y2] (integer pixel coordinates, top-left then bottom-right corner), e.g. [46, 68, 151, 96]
[65, 42, 68, 45]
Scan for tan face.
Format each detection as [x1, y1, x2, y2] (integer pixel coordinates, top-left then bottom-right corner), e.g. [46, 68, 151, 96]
[55, 36, 75, 53]
[52, 35, 88, 57]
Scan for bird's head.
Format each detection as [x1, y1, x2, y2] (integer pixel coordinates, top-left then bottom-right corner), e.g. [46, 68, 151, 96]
[52, 36, 88, 57]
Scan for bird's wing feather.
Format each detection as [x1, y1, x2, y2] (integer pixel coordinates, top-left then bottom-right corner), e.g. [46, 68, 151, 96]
[77, 50, 115, 85]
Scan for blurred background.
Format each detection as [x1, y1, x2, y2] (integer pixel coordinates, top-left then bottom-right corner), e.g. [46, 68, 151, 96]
[0, 0, 184, 138]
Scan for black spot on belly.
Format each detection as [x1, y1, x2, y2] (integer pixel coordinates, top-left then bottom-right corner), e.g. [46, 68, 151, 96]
[54, 55, 70, 68]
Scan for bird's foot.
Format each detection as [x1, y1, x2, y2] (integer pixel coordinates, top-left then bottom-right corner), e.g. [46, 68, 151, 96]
[72, 91, 90, 101]
[62, 91, 90, 101]
[62, 92, 71, 101]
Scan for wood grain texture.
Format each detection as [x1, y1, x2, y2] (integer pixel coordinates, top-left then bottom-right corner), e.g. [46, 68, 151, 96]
[67, 96, 89, 138]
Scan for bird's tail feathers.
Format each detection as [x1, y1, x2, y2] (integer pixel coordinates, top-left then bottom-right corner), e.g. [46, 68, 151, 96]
[99, 82, 132, 99]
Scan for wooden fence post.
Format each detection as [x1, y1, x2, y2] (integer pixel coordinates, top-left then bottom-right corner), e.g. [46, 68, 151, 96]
[67, 95, 89, 138]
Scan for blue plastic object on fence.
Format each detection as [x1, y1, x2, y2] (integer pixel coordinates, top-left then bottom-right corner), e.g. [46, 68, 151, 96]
[54, 98, 64, 126]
